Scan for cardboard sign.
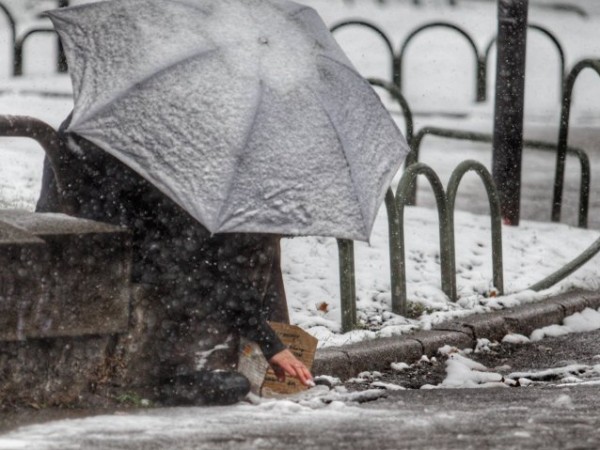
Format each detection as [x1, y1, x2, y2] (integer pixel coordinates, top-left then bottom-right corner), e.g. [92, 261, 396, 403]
[237, 322, 318, 397]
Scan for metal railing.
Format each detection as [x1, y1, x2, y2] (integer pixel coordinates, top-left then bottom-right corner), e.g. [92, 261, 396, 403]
[410, 126, 591, 228]
[0, 0, 68, 76]
[13, 28, 66, 76]
[396, 21, 484, 102]
[337, 155, 596, 331]
[330, 20, 396, 86]
[552, 59, 600, 224]
[333, 61, 598, 331]
[330, 20, 566, 105]
[482, 23, 565, 102]
[446, 160, 504, 297]
[0, 112, 598, 335]
[395, 163, 454, 310]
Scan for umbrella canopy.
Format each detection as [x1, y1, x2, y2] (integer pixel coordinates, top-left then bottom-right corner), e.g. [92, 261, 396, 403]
[48, 0, 409, 241]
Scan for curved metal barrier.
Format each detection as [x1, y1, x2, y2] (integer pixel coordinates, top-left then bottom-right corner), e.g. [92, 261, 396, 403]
[384, 188, 403, 316]
[330, 20, 396, 85]
[446, 160, 504, 296]
[337, 239, 357, 331]
[410, 126, 591, 228]
[534, 2, 588, 18]
[482, 23, 566, 103]
[396, 22, 484, 103]
[528, 235, 600, 292]
[394, 163, 454, 312]
[13, 28, 60, 76]
[336, 157, 598, 331]
[552, 59, 600, 224]
[0, 2, 16, 66]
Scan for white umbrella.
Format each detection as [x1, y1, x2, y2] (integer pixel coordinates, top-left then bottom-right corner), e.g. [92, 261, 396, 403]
[49, 0, 409, 241]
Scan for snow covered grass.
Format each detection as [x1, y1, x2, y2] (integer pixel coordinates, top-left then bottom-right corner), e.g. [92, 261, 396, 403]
[1, 0, 600, 349]
[283, 210, 600, 347]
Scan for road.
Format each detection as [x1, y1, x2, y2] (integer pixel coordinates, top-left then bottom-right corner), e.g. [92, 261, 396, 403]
[1, 387, 599, 450]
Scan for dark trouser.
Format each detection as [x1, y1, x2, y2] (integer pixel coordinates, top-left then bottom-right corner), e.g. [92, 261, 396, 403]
[155, 236, 288, 375]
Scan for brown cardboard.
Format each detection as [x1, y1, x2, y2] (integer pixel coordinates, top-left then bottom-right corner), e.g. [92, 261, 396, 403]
[237, 322, 318, 397]
[260, 322, 318, 397]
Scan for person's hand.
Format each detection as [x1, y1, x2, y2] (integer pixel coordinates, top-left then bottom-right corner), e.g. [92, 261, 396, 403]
[269, 349, 314, 387]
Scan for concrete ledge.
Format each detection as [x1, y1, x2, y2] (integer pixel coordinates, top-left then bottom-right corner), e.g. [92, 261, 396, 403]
[502, 302, 564, 336]
[545, 290, 591, 316]
[313, 337, 422, 378]
[461, 314, 507, 343]
[312, 349, 353, 380]
[0, 211, 131, 340]
[433, 322, 475, 339]
[583, 292, 600, 310]
[409, 330, 475, 356]
[0, 222, 49, 341]
[314, 290, 600, 380]
[0, 335, 114, 406]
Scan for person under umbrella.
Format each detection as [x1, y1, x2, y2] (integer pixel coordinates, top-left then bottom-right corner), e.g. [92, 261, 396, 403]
[42, 0, 410, 404]
[38, 115, 314, 405]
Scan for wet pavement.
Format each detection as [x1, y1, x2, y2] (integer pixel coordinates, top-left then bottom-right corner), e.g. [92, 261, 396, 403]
[1, 385, 599, 450]
[1, 329, 600, 449]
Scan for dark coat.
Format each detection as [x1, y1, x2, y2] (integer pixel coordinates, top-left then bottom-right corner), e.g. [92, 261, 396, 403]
[37, 117, 287, 362]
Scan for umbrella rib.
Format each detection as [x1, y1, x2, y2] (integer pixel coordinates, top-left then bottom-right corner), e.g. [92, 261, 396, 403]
[317, 54, 366, 85]
[71, 48, 219, 128]
[165, 0, 212, 15]
[213, 80, 266, 231]
[287, 5, 313, 18]
[307, 87, 369, 238]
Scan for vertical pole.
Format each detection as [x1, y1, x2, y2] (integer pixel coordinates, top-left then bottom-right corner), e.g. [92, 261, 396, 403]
[57, 0, 69, 73]
[337, 239, 356, 332]
[492, 0, 528, 226]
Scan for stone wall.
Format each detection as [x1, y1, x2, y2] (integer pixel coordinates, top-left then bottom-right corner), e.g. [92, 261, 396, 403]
[0, 210, 134, 407]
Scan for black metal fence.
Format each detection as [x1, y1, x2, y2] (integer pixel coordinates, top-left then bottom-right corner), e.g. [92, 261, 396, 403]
[331, 19, 566, 104]
[0, 0, 67, 76]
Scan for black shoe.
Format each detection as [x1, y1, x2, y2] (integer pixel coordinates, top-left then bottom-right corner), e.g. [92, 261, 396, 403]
[159, 370, 251, 406]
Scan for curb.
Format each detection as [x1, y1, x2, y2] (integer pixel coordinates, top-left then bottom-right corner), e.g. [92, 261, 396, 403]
[312, 289, 600, 380]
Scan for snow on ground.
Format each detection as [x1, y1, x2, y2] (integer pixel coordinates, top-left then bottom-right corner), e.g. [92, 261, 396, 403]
[0, 399, 387, 450]
[410, 306, 600, 390]
[1, 0, 600, 348]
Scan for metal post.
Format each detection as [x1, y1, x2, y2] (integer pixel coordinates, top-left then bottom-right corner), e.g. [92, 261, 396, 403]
[492, 0, 528, 225]
[337, 239, 356, 332]
[57, 0, 69, 73]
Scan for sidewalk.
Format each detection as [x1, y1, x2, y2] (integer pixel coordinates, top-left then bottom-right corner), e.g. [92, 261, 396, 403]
[313, 289, 600, 379]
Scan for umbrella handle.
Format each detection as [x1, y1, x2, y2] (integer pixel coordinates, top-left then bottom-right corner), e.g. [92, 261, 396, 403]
[0, 115, 77, 214]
